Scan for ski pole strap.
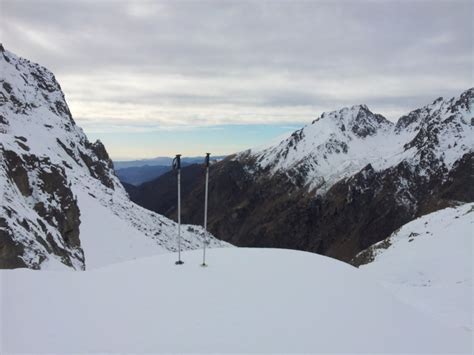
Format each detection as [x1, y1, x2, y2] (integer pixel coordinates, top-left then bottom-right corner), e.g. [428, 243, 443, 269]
[205, 153, 210, 167]
[173, 154, 181, 170]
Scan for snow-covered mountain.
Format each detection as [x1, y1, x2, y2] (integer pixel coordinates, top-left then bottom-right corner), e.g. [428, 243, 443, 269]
[239, 91, 473, 193]
[0, 45, 228, 270]
[128, 88, 473, 261]
[354, 202, 473, 331]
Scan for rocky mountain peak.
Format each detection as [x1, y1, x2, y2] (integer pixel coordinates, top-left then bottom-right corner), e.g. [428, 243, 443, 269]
[350, 103, 371, 113]
[432, 96, 444, 105]
[351, 105, 392, 138]
[453, 87, 473, 112]
[315, 104, 391, 137]
[1, 47, 72, 122]
[396, 88, 473, 133]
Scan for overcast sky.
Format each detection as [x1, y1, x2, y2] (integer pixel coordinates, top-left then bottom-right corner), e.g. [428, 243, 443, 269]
[1, 0, 473, 159]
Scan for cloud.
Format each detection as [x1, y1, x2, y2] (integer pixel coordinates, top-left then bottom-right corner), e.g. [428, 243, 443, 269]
[2, 0, 473, 132]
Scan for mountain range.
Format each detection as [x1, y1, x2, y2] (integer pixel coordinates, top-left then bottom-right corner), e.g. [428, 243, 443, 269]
[127, 88, 473, 261]
[115, 156, 225, 186]
[1, 44, 472, 271]
[114, 156, 226, 170]
[1, 45, 472, 353]
[117, 164, 180, 186]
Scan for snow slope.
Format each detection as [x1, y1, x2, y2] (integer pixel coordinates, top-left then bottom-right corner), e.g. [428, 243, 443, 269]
[0, 46, 229, 270]
[239, 91, 473, 193]
[357, 203, 473, 331]
[1, 248, 471, 353]
[72, 184, 229, 269]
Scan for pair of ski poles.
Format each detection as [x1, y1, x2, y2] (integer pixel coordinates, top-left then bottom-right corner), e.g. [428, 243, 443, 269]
[173, 153, 210, 267]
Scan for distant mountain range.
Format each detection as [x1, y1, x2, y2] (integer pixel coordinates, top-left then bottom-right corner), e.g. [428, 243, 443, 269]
[114, 156, 226, 185]
[126, 88, 473, 262]
[116, 164, 182, 186]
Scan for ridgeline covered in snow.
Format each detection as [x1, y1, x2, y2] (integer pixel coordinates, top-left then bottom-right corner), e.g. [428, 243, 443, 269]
[240, 92, 473, 193]
[0, 45, 229, 270]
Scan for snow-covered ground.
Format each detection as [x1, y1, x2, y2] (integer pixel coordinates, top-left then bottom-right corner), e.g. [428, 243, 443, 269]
[1, 248, 471, 353]
[358, 203, 473, 332]
[73, 185, 229, 269]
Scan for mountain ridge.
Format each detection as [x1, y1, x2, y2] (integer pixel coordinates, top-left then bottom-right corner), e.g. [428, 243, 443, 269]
[237, 88, 472, 193]
[0, 46, 228, 270]
[127, 88, 473, 261]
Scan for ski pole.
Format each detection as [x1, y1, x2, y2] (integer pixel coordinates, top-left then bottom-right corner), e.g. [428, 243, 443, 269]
[202, 153, 210, 267]
[173, 154, 184, 265]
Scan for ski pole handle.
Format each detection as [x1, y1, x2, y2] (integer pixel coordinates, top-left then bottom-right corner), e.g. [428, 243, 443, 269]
[204, 153, 210, 168]
[173, 154, 181, 170]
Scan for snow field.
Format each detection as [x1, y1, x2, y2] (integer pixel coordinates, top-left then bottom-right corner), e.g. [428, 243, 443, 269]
[1, 248, 471, 353]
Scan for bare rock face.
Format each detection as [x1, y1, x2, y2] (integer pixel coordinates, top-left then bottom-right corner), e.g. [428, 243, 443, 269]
[127, 89, 473, 262]
[1, 143, 84, 269]
[0, 217, 26, 268]
[80, 140, 116, 190]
